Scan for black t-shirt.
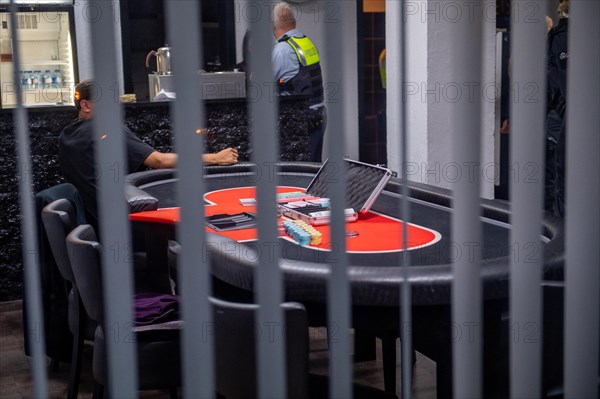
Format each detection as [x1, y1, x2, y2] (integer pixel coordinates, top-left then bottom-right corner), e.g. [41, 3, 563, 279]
[547, 18, 568, 109]
[58, 118, 154, 228]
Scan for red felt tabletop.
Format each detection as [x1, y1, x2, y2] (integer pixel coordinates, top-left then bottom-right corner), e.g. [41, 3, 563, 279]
[129, 186, 441, 253]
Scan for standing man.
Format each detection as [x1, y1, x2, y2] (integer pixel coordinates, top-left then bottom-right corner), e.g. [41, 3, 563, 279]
[546, 0, 568, 216]
[59, 80, 238, 228]
[272, 2, 326, 162]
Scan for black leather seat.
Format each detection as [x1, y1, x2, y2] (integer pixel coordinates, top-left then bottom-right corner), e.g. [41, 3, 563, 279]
[66, 224, 181, 399]
[41, 198, 96, 399]
[211, 297, 309, 399]
[26, 183, 87, 372]
[209, 297, 396, 399]
[39, 186, 163, 398]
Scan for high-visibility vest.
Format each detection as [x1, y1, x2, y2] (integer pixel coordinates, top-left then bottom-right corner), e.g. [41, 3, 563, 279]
[277, 35, 324, 107]
[379, 48, 386, 89]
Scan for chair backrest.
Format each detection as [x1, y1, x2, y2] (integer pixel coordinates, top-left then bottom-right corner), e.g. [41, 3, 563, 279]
[211, 297, 309, 399]
[66, 225, 309, 398]
[41, 198, 79, 283]
[24, 183, 86, 361]
[66, 224, 104, 323]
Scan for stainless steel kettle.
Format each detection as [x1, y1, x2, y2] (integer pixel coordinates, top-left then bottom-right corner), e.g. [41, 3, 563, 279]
[146, 45, 172, 75]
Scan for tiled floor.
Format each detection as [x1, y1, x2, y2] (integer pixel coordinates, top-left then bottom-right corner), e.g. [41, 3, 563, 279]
[0, 300, 436, 398]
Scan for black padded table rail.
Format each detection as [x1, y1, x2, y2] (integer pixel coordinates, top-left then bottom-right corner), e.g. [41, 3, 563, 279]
[125, 162, 565, 307]
[126, 162, 566, 398]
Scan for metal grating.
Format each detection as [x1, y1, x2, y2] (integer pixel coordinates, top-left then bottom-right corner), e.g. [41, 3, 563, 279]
[9, 0, 599, 398]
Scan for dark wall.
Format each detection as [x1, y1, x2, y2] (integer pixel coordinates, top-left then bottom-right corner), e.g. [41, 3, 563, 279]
[121, 0, 236, 100]
[0, 98, 308, 301]
[357, 9, 387, 165]
[0, 109, 72, 302]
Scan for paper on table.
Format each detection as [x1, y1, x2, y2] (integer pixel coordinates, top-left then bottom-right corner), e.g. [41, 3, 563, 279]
[153, 89, 176, 101]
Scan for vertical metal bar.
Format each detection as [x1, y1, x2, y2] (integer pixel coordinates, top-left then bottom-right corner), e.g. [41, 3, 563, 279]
[8, 1, 48, 397]
[494, 32, 503, 187]
[564, 1, 600, 397]
[386, 1, 411, 397]
[509, 1, 547, 397]
[399, 4, 412, 399]
[89, 1, 138, 397]
[246, 2, 285, 397]
[324, 1, 352, 398]
[450, 3, 483, 398]
[164, 1, 214, 398]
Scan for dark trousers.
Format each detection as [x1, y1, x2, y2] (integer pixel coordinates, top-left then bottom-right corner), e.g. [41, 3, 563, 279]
[544, 138, 557, 212]
[554, 119, 566, 217]
[544, 111, 562, 213]
[308, 106, 327, 162]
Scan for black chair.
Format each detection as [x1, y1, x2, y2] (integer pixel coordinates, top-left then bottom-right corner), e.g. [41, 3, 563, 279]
[39, 187, 167, 398]
[41, 198, 96, 399]
[25, 184, 87, 371]
[66, 224, 181, 399]
[211, 297, 309, 399]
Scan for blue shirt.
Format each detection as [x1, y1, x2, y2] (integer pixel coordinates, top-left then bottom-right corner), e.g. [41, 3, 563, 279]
[272, 28, 303, 84]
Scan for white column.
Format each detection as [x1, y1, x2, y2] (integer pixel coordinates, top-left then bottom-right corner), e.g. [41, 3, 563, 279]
[233, 0, 250, 64]
[388, 0, 428, 176]
[74, 0, 93, 80]
[112, 1, 124, 95]
[291, 1, 359, 160]
[387, 0, 496, 198]
[74, 0, 124, 91]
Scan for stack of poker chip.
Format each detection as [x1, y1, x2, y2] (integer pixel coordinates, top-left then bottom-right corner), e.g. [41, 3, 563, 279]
[283, 220, 310, 245]
[294, 220, 322, 245]
[283, 220, 322, 246]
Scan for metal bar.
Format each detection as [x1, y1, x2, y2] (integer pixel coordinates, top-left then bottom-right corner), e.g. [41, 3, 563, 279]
[164, 1, 214, 398]
[324, 1, 352, 398]
[8, 1, 48, 397]
[564, 1, 600, 397]
[509, 1, 547, 397]
[89, 1, 138, 397]
[493, 32, 503, 187]
[246, 2, 285, 398]
[450, 3, 483, 398]
[386, 0, 411, 397]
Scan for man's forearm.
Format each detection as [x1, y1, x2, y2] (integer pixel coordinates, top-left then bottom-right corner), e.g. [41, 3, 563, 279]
[144, 151, 178, 169]
[203, 153, 217, 165]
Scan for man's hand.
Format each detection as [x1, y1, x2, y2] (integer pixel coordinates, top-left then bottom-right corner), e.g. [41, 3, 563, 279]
[204, 147, 239, 165]
[500, 119, 509, 134]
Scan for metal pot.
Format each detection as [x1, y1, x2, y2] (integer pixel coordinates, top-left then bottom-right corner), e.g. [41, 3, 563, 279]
[146, 46, 172, 75]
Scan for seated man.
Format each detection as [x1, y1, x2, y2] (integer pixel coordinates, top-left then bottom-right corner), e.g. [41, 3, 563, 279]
[59, 79, 238, 228]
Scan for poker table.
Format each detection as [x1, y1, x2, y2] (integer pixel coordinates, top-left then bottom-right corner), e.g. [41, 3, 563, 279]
[125, 162, 565, 397]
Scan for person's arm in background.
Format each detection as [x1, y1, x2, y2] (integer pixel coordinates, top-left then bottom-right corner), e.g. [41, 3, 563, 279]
[143, 147, 238, 169]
